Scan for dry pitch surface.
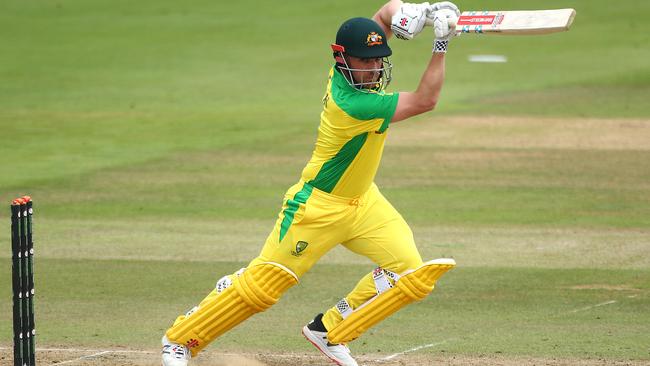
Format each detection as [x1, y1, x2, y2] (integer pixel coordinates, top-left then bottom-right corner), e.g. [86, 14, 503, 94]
[1, 347, 647, 366]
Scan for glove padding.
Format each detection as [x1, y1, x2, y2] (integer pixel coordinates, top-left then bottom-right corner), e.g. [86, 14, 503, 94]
[429, 1, 460, 17]
[391, 2, 431, 40]
[431, 8, 459, 53]
[432, 8, 458, 41]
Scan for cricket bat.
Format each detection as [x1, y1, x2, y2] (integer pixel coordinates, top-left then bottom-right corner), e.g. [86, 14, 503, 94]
[428, 9, 577, 35]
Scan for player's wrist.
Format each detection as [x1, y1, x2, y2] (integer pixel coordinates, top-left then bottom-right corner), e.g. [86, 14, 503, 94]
[432, 39, 448, 53]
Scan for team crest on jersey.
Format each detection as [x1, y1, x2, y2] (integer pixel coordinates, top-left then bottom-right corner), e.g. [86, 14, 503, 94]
[366, 32, 383, 47]
[291, 241, 309, 257]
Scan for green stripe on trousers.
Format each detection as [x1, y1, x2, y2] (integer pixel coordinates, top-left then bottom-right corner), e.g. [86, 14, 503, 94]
[279, 183, 314, 243]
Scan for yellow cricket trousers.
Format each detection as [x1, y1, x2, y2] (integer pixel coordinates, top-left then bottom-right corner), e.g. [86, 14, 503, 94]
[248, 180, 423, 332]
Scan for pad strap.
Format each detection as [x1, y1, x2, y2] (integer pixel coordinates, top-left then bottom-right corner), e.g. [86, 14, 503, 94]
[372, 267, 400, 294]
[336, 298, 353, 319]
[336, 267, 401, 320]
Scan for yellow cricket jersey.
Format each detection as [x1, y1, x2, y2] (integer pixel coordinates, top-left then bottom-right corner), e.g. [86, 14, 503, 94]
[300, 66, 399, 198]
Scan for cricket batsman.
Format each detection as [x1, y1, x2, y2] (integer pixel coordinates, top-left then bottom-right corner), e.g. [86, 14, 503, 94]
[161, 1, 459, 365]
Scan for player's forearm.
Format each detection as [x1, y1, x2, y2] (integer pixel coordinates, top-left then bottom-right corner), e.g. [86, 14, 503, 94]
[414, 53, 445, 111]
[391, 53, 445, 123]
[372, 0, 403, 38]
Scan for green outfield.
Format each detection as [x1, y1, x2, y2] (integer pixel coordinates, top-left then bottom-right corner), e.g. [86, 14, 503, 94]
[1, 0, 649, 364]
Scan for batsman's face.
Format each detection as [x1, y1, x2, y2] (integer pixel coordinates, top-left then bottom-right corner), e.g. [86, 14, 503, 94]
[346, 56, 383, 88]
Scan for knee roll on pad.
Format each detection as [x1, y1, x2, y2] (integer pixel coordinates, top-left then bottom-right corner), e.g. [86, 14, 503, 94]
[166, 262, 298, 356]
[327, 258, 455, 344]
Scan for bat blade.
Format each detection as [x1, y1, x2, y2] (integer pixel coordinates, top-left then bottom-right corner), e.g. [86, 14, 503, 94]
[455, 9, 576, 35]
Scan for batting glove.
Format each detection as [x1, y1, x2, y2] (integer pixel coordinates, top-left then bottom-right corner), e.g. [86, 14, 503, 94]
[431, 8, 459, 53]
[429, 1, 461, 17]
[391, 2, 431, 40]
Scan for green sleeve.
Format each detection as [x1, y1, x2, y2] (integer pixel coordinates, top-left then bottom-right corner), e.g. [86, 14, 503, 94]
[339, 91, 399, 133]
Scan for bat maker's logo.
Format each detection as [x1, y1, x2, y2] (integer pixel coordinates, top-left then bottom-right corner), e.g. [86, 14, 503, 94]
[366, 32, 383, 47]
[458, 15, 496, 25]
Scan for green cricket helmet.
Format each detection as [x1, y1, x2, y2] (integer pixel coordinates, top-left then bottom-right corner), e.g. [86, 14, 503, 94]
[331, 17, 393, 91]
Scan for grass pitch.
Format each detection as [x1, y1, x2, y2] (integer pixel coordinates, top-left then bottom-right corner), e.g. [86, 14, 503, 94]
[1, 0, 649, 364]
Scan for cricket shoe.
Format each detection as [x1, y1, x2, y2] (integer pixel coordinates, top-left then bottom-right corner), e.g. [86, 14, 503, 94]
[302, 313, 358, 366]
[161, 335, 191, 366]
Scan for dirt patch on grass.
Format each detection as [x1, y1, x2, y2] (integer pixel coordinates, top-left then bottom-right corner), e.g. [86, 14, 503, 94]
[3, 347, 647, 366]
[389, 116, 650, 151]
[381, 115, 650, 191]
[569, 284, 643, 292]
[415, 226, 650, 270]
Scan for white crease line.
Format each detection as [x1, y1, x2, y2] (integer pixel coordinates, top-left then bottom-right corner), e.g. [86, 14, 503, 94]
[378, 339, 450, 362]
[568, 300, 617, 313]
[51, 350, 112, 365]
[0, 347, 154, 354]
[0, 346, 316, 360]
